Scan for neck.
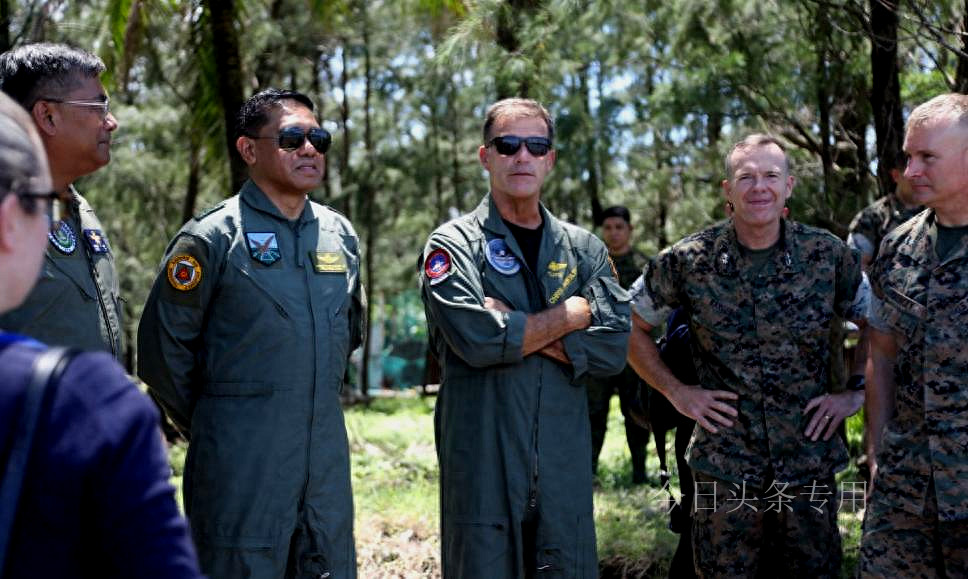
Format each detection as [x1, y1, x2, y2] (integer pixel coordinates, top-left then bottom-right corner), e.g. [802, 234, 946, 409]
[50, 168, 76, 201]
[608, 244, 631, 257]
[734, 219, 781, 250]
[935, 204, 968, 227]
[252, 179, 308, 220]
[492, 192, 542, 228]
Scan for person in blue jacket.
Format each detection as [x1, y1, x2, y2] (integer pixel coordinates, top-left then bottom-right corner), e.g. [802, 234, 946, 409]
[0, 91, 201, 577]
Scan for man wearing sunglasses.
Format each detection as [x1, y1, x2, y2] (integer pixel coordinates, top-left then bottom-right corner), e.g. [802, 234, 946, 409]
[0, 43, 122, 361]
[138, 88, 364, 579]
[420, 98, 631, 577]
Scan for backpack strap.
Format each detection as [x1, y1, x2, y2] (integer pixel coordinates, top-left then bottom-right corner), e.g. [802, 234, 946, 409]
[0, 347, 77, 571]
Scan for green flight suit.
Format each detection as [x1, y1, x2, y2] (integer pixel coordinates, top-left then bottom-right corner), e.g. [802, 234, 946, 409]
[0, 188, 122, 358]
[138, 181, 365, 579]
[420, 195, 631, 578]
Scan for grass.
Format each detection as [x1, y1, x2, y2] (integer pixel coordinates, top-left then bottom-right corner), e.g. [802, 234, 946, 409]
[168, 393, 867, 577]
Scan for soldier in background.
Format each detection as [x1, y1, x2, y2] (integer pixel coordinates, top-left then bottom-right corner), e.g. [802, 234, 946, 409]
[627, 134, 868, 577]
[586, 205, 651, 482]
[0, 43, 123, 361]
[861, 93, 968, 576]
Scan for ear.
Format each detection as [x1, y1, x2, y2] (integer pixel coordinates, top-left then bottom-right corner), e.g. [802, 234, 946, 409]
[721, 178, 732, 199]
[0, 194, 21, 252]
[783, 175, 795, 201]
[236, 135, 257, 165]
[547, 149, 557, 170]
[478, 144, 489, 171]
[31, 101, 58, 136]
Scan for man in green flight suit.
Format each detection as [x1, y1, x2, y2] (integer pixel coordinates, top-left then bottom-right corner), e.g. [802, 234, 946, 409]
[627, 134, 869, 577]
[586, 205, 650, 482]
[0, 43, 123, 360]
[420, 98, 631, 578]
[138, 88, 365, 579]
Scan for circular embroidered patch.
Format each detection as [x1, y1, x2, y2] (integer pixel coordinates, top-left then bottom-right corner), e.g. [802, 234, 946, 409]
[485, 238, 520, 275]
[166, 254, 202, 291]
[48, 220, 77, 255]
[425, 248, 452, 284]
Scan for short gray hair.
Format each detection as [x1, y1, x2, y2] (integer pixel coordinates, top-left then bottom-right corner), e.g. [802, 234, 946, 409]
[482, 98, 555, 143]
[907, 93, 968, 132]
[724, 133, 790, 177]
[0, 91, 50, 200]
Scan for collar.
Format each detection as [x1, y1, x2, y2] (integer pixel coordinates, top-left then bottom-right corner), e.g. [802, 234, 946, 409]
[713, 218, 798, 277]
[472, 193, 565, 245]
[239, 179, 315, 225]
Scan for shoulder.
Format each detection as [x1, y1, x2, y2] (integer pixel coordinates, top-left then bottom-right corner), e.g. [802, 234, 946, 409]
[427, 212, 483, 249]
[311, 201, 359, 237]
[790, 220, 845, 246]
[554, 218, 607, 255]
[668, 222, 721, 257]
[176, 197, 239, 245]
[880, 209, 931, 257]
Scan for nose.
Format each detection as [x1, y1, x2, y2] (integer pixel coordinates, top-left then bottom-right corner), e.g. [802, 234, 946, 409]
[296, 137, 318, 156]
[104, 111, 119, 131]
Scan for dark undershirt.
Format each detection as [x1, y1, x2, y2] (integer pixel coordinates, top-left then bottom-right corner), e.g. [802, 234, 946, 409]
[739, 240, 780, 276]
[936, 222, 968, 260]
[503, 218, 544, 273]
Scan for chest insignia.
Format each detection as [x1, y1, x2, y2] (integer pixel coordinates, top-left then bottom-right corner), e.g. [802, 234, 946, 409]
[485, 238, 520, 276]
[246, 232, 281, 265]
[547, 261, 568, 279]
[312, 251, 347, 273]
[166, 254, 202, 291]
[48, 221, 76, 255]
[83, 229, 110, 254]
[425, 248, 452, 285]
[548, 267, 578, 304]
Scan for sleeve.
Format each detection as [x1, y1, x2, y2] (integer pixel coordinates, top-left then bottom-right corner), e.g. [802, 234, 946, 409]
[65, 355, 203, 578]
[136, 232, 218, 433]
[847, 208, 877, 262]
[420, 231, 527, 368]
[348, 232, 367, 353]
[560, 236, 632, 380]
[631, 246, 681, 327]
[834, 243, 866, 322]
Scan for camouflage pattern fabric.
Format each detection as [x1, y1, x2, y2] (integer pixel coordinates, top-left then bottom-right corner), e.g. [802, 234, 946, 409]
[861, 481, 968, 578]
[847, 195, 923, 263]
[639, 219, 864, 488]
[862, 209, 968, 574]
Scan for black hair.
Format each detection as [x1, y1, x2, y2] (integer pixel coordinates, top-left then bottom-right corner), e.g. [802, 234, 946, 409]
[235, 88, 315, 139]
[600, 205, 631, 225]
[0, 43, 105, 109]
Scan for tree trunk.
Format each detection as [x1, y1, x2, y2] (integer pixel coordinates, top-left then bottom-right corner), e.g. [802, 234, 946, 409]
[204, 0, 247, 193]
[449, 81, 463, 213]
[869, 0, 904, 196]
[339, 39, 352, 218]
[955, 0, 968, 93]
[815, 5, 835, 210]
[359, 0, 375, 401]
[181, 132, 202, 225]
[580, 65, 603, 224]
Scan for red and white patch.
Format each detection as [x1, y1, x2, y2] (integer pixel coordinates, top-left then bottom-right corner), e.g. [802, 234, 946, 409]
[425, 248, 452, 285]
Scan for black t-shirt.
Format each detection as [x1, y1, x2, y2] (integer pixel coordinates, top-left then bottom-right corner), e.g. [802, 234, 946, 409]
[936, 222, 968, 260]
[503, 218, 544, 273]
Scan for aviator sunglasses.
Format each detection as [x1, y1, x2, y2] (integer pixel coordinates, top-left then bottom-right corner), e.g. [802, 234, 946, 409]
[486, 135, 553, 157]
[250, 126, 332, 154]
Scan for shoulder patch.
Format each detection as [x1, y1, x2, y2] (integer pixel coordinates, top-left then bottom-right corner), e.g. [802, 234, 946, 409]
[425, 248, 452, 285]
[167, 254, 202, 291]
[48, 220, 77, 255]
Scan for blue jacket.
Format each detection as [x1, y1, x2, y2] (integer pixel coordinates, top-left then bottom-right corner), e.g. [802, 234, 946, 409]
[0, 333, 202, 578]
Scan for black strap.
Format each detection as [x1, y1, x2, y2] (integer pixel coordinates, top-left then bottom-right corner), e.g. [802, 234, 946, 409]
[0, 346, 76, 573]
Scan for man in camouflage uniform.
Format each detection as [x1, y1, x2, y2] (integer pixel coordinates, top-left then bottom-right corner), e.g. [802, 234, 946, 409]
[139, 89, 364, 578]
[586, 205, 650, 482]
[860, 93, 968, 576]
[420, 98, 631, 577]
[0, 43, 122, 360]
[627, 134, 868, 577]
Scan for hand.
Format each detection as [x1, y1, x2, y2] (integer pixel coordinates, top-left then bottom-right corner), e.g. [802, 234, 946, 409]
[803, 390, 864, 442]
[667, 384, 739, 434]
[563, 296, 591, 331]
[484, 296, 511, 313]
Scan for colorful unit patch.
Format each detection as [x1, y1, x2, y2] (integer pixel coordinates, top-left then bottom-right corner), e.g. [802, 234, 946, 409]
[48, 221, 76, 255]
[425, 248, 452, 285]
[246, 232, 281, 265]
[83, 229, 110, 254]
[485, 238, 520, 275]
[312, 251, 347, 273]
[167, 254, 202, 291]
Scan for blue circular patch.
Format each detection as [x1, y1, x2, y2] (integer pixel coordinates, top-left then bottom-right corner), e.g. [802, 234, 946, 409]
[485, 238, 520, 275]
[48, 221, 76, 255]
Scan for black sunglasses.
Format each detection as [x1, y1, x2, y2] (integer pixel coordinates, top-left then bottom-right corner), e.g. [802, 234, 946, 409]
[486, 135, 553, 157]
[17, 191, 62, 223]
[250, 126, 332, 154]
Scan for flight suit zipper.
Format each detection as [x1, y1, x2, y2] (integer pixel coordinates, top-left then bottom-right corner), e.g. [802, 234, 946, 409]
[76, 203, 119, 358]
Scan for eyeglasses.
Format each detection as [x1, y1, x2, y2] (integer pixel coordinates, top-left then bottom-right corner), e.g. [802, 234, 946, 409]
[17, 191, 62, 224]
[40, 97, 111, 120]
[249, 126, 332, 154]
[486, 135, 553, 157]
